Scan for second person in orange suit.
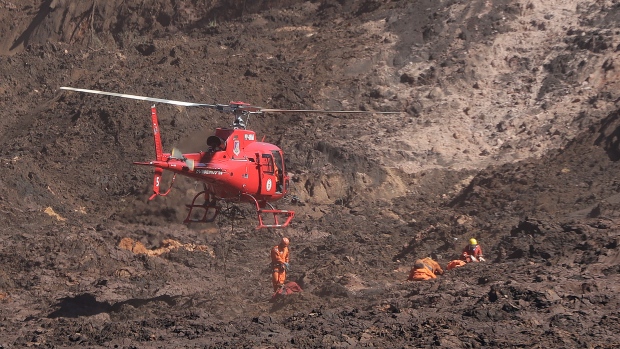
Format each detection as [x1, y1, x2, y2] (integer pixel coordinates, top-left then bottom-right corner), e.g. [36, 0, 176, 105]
[407, 257, 444, 281]
[271, 237, 290, 291]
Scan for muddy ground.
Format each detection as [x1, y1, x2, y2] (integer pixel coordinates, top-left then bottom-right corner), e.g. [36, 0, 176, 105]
[0, 0, 619, 348]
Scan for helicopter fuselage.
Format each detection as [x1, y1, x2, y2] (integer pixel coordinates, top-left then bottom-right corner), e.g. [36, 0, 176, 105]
[135, 127, 288, 204]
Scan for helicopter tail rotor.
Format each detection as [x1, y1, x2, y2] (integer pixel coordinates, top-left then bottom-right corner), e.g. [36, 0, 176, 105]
[171, 148, 195, 171]
[171, 148, 183, 159]
[185, 159, 195, 171]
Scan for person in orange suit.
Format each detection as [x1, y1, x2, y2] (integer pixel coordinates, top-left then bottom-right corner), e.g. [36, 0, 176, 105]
[447, 259, 467, 270]
[461, 238, 485, 262]
[274, 165, 283, 193]
[271, 237, 290, 291]
[407, 257, 444, 281]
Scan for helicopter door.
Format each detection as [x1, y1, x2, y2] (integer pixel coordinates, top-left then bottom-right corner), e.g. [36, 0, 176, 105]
[271, 150, 284, 194]
[259, 153, 278, 195]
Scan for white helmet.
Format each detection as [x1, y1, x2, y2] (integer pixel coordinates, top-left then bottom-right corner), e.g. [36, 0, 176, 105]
[280, 237, 290, 246]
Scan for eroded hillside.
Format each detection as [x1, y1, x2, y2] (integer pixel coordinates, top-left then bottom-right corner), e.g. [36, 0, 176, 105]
[0, 0, 619, 348]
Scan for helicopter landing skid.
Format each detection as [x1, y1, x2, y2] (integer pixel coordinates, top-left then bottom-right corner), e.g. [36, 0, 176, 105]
[242, 194, 295, 229]
[183, 191, 220, 224]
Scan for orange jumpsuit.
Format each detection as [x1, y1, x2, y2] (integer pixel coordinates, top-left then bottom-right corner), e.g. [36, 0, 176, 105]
[271, 244, 289, 291]
[407, 257, 443, 281]
[408, 267, 437, 281]
[461, 244, 483, 262]
[274, 166, 282, 193]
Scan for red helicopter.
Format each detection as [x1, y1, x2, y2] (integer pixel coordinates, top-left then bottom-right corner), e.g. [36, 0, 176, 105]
[60, 87, 397, 229]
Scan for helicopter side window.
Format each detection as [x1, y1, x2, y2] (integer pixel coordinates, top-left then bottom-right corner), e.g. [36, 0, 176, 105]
[261, 154, 280, 193]
[261, 154, 275, 173]
[271, 151, 283, 174]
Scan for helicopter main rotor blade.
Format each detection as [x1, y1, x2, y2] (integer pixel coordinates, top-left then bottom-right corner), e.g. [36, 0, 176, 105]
[60, 87, 217, 108]
[61, 87, 400, 115]
[259, 108, 399, 114]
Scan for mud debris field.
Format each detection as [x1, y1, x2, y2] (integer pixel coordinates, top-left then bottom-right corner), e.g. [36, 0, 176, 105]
[1, 0, 620, 348]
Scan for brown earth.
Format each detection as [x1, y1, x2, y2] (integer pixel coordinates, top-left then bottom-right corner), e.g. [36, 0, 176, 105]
[1, 0, 620, 348]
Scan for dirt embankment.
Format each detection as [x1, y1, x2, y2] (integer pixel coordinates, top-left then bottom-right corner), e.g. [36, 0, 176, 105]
[0, 0, 620, 348]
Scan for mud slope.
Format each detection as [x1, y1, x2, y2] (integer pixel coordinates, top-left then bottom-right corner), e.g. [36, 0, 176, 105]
[1, 0, 620, 348]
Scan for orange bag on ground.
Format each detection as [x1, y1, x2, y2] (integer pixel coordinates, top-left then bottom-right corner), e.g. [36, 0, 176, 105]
[447, 259, 466, 270]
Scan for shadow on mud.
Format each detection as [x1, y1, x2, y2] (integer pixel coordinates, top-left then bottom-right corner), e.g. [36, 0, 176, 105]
[47, 293, 178, 318]
[269, 293, 302, 313]
[10, 0, 53, 51]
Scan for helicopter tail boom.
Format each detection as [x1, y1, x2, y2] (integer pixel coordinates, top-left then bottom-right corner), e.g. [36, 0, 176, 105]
[151, 106, 164, 161]
[150, 168, 164, 200]
[143, 106, 171, 200]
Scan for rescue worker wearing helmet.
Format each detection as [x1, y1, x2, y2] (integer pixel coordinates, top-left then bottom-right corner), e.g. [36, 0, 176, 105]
[271, 237, 290, 291]
[407, 257, 444, 281]
[461, 238, 485, 262]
